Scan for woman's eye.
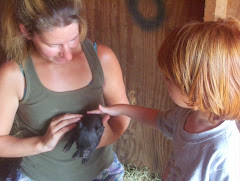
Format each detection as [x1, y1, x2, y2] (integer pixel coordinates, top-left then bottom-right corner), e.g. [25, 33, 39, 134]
[48, 44, 58, 48]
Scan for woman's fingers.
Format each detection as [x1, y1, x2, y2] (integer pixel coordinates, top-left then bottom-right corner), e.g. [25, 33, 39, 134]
[51, 117, 80, 133]
[55, 123, 77, 140]
[40, 114, 82, 151]
[51, 114, 82, 126]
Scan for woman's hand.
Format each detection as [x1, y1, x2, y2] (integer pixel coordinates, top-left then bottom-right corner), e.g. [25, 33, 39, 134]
[39, 114, 82, 152]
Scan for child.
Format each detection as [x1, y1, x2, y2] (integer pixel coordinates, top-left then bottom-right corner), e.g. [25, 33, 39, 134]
[89, 18, 240, 181]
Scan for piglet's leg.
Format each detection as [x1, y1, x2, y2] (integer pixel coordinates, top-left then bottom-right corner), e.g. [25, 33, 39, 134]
[62, 135, 75, 153]
[82, 155, 91, 164]
[73, 150, 80, 159]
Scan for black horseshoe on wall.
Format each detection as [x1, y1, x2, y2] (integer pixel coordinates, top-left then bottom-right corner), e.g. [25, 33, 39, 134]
[127, 0, 165, 31]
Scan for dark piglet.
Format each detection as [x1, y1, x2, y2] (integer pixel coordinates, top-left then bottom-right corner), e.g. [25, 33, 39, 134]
[63, 114, 104, 164]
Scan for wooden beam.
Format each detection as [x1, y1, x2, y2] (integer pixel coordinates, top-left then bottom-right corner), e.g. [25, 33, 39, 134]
[204, 0, 228, 21]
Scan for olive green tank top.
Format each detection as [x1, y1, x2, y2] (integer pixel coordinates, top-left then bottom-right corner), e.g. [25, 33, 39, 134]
[15, 39, 114, 181]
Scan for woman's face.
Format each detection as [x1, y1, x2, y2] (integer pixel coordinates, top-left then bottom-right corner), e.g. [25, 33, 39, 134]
[164, 76, 191, 108]
[30, 22, 80, 65]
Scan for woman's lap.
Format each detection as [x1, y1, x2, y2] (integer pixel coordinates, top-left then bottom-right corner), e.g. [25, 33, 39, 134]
[6, 153, 124, 181]
[92, 153, 124, 181]
[6, 168, 33, 181]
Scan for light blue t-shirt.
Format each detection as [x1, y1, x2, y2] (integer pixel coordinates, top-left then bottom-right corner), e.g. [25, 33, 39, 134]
[157, 106, 240, 181]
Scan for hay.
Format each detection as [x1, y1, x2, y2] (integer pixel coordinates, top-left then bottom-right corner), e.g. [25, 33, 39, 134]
[124, 164, 161, 181]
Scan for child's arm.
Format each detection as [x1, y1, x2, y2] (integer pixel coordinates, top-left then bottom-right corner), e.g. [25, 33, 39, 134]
[89, 104, 161, 129]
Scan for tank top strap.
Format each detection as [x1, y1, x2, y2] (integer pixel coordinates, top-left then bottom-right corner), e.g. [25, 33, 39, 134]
[81, 39, 104, 86]
[18, 64, 27, 100]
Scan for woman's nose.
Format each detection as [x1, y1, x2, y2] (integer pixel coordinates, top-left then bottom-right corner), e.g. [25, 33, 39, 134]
[60, 45, 72, 61]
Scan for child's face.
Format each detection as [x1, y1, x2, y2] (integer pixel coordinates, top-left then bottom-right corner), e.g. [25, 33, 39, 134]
[164, 76, 191, 109]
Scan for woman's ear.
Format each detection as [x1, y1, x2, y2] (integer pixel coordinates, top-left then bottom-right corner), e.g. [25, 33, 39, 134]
[19, 24, 31, 40]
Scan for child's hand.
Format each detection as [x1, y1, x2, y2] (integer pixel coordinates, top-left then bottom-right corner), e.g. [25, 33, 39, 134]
[88, 104, 122, 116]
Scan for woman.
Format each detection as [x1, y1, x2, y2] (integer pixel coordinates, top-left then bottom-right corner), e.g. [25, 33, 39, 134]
[0, 0, 130, 180]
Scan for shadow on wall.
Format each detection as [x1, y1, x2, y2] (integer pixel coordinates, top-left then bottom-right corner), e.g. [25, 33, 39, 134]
[127, 0, 165, 31]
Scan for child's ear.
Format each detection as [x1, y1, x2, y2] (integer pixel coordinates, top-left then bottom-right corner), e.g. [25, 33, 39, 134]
[19, 24, 32, 40]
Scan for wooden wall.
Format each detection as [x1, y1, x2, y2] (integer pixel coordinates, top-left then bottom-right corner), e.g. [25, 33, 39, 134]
[0, 0, 6, 64]
[205, 0, 240, 21]
[227, 0, 240, 19]
[227, 0, 240, 20]
[0, 0, 239, 177]
[83, 0, 204, 176]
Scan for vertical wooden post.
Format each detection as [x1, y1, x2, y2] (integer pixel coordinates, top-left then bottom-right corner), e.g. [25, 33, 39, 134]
[204, 0, 228, 21]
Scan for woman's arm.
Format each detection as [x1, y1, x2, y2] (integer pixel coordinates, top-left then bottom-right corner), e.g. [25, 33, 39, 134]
[96, 44, 130, 148]
[0, 61, 80, 157]
[0, 61, 42, 157]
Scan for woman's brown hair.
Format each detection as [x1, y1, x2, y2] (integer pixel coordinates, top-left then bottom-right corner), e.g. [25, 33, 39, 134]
[1, 0, 87, 64]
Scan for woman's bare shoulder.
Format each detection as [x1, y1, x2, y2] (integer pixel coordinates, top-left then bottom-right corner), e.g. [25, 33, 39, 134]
[0, 61, 25, 100]
[0, 61, 24, 81]
[95, 44, 118, 64]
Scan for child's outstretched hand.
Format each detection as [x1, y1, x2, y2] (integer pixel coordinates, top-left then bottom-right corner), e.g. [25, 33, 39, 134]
[88, 105, 121, 116]
[89, 104, 159, 128]
[88, 104, 123, 123]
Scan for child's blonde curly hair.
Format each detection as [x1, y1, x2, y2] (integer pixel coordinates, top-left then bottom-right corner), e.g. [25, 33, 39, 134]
[158, 17, 240, 122]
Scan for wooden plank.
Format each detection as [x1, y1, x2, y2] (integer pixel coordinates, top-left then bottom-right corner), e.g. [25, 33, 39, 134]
[204, 0, 228, 21]
[226, 0, 240, 20]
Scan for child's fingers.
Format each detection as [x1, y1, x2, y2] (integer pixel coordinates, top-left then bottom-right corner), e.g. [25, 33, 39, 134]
[87, 105, 107, 114]
[98, 105, 109, 114]
[87, 109, 103, 114]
